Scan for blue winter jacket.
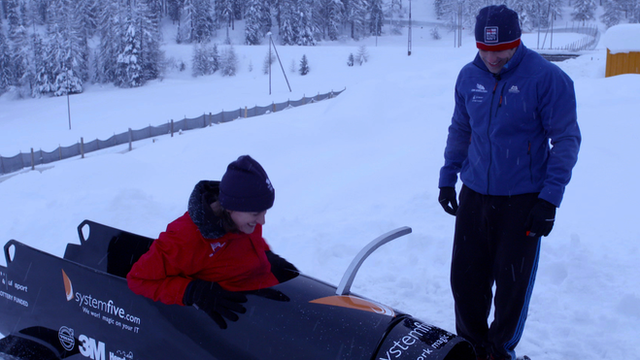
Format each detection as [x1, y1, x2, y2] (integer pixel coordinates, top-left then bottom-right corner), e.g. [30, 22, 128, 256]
[439, 44, 581, 207]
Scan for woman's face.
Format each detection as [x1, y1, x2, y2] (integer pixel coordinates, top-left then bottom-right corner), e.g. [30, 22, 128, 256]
[229, 210, 267, 234]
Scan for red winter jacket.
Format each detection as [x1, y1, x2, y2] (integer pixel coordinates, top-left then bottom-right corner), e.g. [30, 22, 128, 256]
[126, 181, 279, 306]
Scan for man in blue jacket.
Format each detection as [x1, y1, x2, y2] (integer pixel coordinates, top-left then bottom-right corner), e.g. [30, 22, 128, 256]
[437, 5, 581, 360]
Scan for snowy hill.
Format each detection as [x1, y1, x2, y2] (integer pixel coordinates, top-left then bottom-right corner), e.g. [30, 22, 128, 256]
[1, 3, 640, 360]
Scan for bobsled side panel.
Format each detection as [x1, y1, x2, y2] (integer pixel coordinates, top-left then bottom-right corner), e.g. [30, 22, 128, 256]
[373, 317, 475, 360]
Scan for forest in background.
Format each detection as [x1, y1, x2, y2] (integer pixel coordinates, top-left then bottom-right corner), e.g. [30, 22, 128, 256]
[0, 0, 638, 98]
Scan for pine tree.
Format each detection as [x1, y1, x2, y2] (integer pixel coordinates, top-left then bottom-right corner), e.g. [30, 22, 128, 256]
[30, 32, 53, 97]
[7, 0, 32, 94]
[572, 0, 597, 23]
[278, 0, 298, 45]
[136, 0, 164, 82]
[168, 0, 184, 23]
[601, 0, 623, 28]
[297, 0, 316, 45]
[299, 54, 309, 75]
[94, 1, 122, 84]
[369, 0, 383, 36]
[346, 0, 367, 40]
[115, 17, 143, 88]
[45, 0, 88, 96]
[320, 0, 344, 41]
[0, 29, 12, 94]
[244, 0, 265, 45]
[219, 45, 237, 76]
[192, 42, 219, 76]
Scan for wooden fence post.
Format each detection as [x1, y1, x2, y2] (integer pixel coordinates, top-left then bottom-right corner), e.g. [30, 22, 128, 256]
[81, 137, 85, 159]
[170, 119, 174, 137]
[128, 128, 133, 151]
[31, 148, 35, 170]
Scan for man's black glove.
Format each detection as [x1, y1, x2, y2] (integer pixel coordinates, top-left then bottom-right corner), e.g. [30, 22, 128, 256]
[266, 250, 299, 283]
[183, 279, 247, 329]
[524, 199, 557, 238]
[438, 187, 458, 216]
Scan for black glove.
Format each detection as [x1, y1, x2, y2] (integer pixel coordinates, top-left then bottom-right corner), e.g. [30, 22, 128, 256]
[243, 288, 291, 302]
[524, 199, 556, 237]
[266, 250, 299, 283]
[438, 187, 458, 216]
[183, 279, 247, 329]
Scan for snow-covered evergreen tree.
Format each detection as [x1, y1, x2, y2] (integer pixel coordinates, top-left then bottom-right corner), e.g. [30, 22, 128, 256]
[369, 0, 383, 36]
[45, 0, 89, 95]
[115, 18, 143, 88]
[299, 54, 309, 75]
[136, 0, 164, 82]
[94, 0, 123, 84]
[219, 45, 237, 76]
[30, 31, 54, 97]
[168, 0, 184, 23]
[0, 28, 12, 94]
[192, 42, 220, 76]
[297, 0, 316, 45]
[601, 0, 623, 28]
[262, 48, 275, 74]
[278, 0, 298, 45]
[319, 0, 344, 41]
[7, 0, 33, 94]
[244, 0, 266, 45]
[346, 0, 367, 40]
[572, 0, 597, 23]
[189, 0, 215, 43]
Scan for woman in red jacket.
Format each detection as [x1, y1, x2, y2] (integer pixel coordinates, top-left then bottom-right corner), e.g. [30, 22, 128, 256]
[127, 155, 297, 329]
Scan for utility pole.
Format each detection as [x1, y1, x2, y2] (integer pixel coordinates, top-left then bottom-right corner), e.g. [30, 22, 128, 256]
[407, 0, 412, 55]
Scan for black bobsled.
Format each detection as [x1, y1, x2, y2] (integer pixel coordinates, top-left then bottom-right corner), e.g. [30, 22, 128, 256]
[0, 220, 475, 360]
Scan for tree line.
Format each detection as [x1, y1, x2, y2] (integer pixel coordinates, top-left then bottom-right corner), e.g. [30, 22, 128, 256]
[1, 0, 638, 98]
[0, 0, 398, 98]
[434, 0, 639, 31]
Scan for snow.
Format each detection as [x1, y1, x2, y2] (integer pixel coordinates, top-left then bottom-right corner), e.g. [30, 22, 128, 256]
[1, 10, 640, 360]
[602, 24, 640, 54]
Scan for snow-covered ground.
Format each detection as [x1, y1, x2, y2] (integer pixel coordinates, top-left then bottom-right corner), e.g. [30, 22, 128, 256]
[1, 4, 640, 359]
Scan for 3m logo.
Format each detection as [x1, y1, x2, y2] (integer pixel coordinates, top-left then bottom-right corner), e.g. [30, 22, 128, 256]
[79, 334, 106, 360]
[484, 26, 498, 43]
[62, 269, 74, 301]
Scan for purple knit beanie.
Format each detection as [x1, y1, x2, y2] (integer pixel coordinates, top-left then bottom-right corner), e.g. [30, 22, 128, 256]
[219, 155, 275, 212]
[475, 5, 521, 51]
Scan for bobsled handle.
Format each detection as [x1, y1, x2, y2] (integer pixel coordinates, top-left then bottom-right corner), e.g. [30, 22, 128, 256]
[336, 226, 412, 296]
[4, 239, 18, 264]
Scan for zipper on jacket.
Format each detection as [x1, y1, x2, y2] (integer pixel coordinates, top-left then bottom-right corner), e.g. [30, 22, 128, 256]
[486, 76, 501, 194]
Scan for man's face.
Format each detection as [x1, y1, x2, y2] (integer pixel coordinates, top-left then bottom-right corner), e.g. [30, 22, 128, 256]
[478, 47, 517, 74]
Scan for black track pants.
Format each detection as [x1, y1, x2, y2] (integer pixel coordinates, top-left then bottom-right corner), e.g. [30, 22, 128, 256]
[450, 186, 541, 360]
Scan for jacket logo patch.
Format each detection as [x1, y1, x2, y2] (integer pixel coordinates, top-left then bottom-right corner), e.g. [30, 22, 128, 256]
[471, 84, 487, 93]
[508, 85, 520, 93]
[210, 242, 225, 256]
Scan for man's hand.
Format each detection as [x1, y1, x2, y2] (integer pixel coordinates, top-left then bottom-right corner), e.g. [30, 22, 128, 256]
[524, 199, 556, 237]
[438, 187, 458, 216]
[183, 279, 247, 329]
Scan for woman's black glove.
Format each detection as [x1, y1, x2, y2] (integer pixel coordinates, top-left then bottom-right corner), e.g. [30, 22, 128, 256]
[183, 279, 247, 329]
[265, 250, 298, 283]
[524, 199, 556, 238]
[438, 187, 458, 216]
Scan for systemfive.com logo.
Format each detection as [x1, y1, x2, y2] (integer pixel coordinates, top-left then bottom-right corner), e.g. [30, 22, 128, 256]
[62, 269, 141, 325]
